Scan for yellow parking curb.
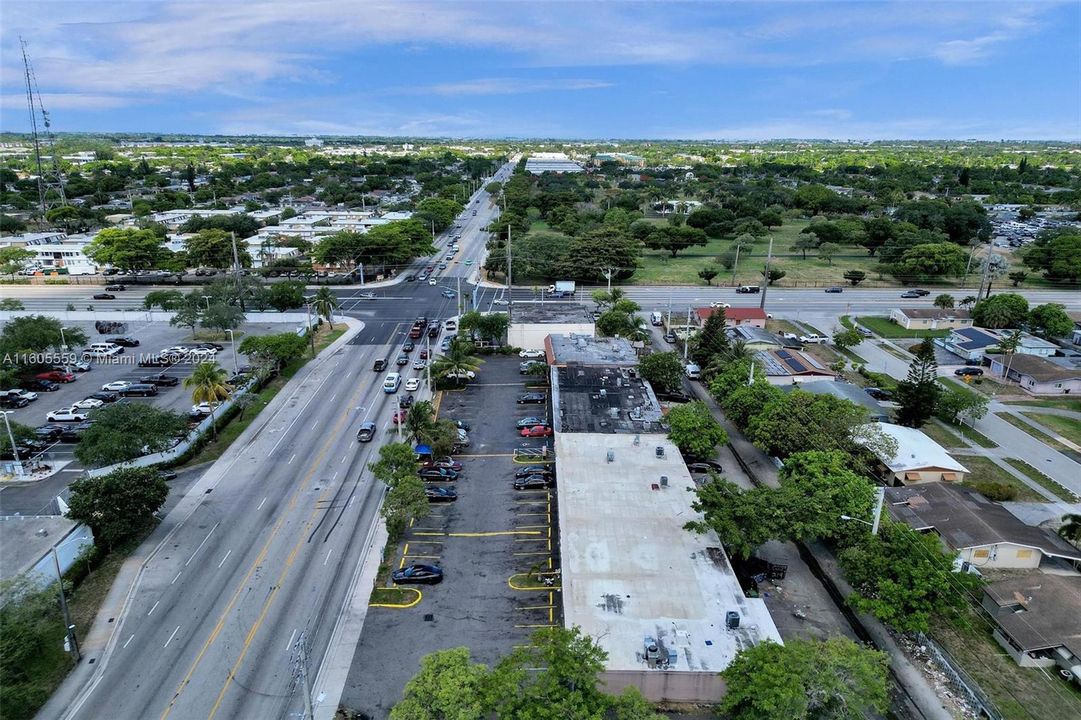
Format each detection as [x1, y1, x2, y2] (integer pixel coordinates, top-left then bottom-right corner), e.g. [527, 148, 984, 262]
[369, 587, 422, 608]
[508, 572, 562, 591]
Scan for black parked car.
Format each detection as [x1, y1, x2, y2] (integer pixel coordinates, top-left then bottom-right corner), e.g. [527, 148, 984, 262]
[87, 391, 120, 403]
[92, 293, 116, 300]
[864, 387, 893, 401]
[955, 367, 984, 377]
[24, 379, 60, 392]
[399, 394, 415, 409]
[392, 564, 443, 585]
[418, 467, 459, 481]
[687, 461, 723, 474]
[34, 425, 65, 441]
[119, 383, 158, 397]
[655, 390, 691, 403]
[515, 465, 553, 479]
[447, 418, 470, 431]
[425, 486, 458, 503]
[107, 336, 140, 347]
[0, 394, 29, 408]
[60, 422, 95, 443]
[514, 475, 552, 490]
[104, 284, 126, 291]
[517, 393, 547, 404]
[140, 374, 179, 387]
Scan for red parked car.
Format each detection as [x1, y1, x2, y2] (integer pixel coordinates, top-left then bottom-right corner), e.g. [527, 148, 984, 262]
[36, 370, 76, 383]
[520, 425, 553, 438]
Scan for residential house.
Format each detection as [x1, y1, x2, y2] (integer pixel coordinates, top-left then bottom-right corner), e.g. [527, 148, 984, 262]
[725, 325, 800, 352]
[981, 575, 1081, 683]
[862, 423, 968, 484]
[940, 327, 1001, 363]
[695, 306, 768, 329]
[886, 482, 1081, 570]
[783, 381, 890, 422]
[987, 354, 1081, 395]
[889, 307, 973, 330]
[753, 349, 837, 385]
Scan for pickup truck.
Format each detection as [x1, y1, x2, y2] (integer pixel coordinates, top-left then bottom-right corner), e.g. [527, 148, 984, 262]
[799, 334, 827, 344]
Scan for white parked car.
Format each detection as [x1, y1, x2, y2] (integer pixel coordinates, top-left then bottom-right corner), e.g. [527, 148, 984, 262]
[492, 298, 509, 306]
[190, 402, 221, 416]
[709, 301, 731, 309]
[46, 407, 88, 422]
[72, 398, 104, 410]
[519, 349, 545, 358]
[404, 377, 420, 392]
[101, 380, 132, 392]
[443, 370, 476, 381]
[3, 389, 37, 402]
[799, 334, 827, 344]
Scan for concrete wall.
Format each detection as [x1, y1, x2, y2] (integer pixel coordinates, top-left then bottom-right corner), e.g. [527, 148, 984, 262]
[601, 669, 726, 704]
[960, 544, 1042, 570]
[509, 323, 594, 350]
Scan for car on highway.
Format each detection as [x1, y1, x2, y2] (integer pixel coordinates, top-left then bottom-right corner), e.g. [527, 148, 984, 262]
[425, 486, 457, 503]
[412, 359, 427, 370]
[687, 460, 724, 474]
[405, 377, 420, 392]
[0, 394, 30, 409]
[395, 353, 409, 366]
[824, 286, 843, 293]
[735, 285, 760, 294]
[423, 457, 463, 471]
[373, 358, 388, 372]
[709, 301, 730, 308]
[24, 379, 60, 392]
[910, 289, 931, 296]
[403, 340, 415, 352]
[520, 425, 553, 438]
[2, 388, 38, 402]
[516, 417, 547, 429]
[418, 467, 459, 481]
[419, 348, 429, 360]
[464, 259, 473, 265]
[900, 290, 922, 298]
[514, 475, 552, 490]
[492, 298, 509, 306]
[955, 367, 984, 377]
[404, 274, 416, 282]
[440, 338, 452, 351]
[392, 408, 408, 425]
[517, 392, 546, 404]
[92, 293, 116, 300]
[437, 262, 448, 270]
[519, 349, 545, 359]
[392, 564, 443, 585]
[37, 370, 75, 383]
[427, 325, 440, 339]
[104, 284, 126, 291]
[864, 387, 893, 401]
[101, 380, 132, 392]
[71, 398, 105, 410]
[441, 289, 455, 299]
[515, 465, 553, 478]
[356, 421, 376, 443]
[46, 407, 89, 422]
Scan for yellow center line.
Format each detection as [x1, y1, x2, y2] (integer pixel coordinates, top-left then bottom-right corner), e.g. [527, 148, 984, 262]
[162, 369, 370, 720]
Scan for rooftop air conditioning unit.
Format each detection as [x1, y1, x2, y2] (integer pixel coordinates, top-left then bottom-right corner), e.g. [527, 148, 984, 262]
[660, 476, 668, 487]
[607, 449, 615, 463]
[655, 446, 665, 459]
[726, 611, 740, 629]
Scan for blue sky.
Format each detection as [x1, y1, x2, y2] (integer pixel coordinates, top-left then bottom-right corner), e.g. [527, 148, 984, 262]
[1, 1, 1078, 139]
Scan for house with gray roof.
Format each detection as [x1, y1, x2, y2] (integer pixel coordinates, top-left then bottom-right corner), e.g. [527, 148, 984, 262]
[782, 381, 890, 422]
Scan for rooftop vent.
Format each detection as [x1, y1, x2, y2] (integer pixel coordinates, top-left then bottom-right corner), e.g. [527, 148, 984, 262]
[655, 446, 665, 459]
[660, 476, 668, 487]
[607, 449, 615, 463]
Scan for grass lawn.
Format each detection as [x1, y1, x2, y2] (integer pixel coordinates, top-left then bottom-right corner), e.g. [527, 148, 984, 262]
[1005, 397, 1081, 412]
[854, 315, 951, 339]
[931, 607, 1081, 720]
[960, 455, 1043, 501]
[995, 412, 1077, 458]
[921, 420, 966, 449]
[1021, 412, 1081, 447]
[1004, 458, 1081, 503]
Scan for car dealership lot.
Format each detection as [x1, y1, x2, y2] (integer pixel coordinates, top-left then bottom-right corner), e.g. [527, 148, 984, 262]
[342, 356, 561, 719]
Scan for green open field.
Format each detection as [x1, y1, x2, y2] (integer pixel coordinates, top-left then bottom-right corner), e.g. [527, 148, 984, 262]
[1004, 458, 1081, 503]
[854, 315, 951, 339]
[960, 455, 1043, 502]
[1021, 412, 1081, 447]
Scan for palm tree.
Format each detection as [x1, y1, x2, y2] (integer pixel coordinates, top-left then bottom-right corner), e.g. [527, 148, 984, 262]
[311, 286, 340, 326]
[405, 400, 436, 444]
[1058, 513, 1081, 544]
[430, 338, 483, 386]
[185, 362, 232, 435]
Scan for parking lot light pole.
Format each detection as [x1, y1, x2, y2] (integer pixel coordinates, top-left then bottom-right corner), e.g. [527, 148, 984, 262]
[202, 295, 212, 310]
[52, 547, 81, 662]
[1, 411, 24, 478]
[225, 329, 239, 374]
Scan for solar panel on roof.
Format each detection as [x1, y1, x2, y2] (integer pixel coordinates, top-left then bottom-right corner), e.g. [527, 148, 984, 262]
[785, 358, 808, 373]
[776, 350, 792, 360]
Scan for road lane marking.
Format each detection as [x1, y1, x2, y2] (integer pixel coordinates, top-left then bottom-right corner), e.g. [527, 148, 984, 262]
[285, 628, 297, 652]
[148, 601, 159, 616]
[256, 496, 267, 511]
[340, 454, 348, 464]
[288, 453, 296, 464]
[123, 634, 135, 649]
[217, 550, 231, 568]
[185, 522, 219, 567]
[164, 626, 180, 648]
[312, 421, 319, 430]
[171, 572, 181, 585]
[323, 549, 333, 566]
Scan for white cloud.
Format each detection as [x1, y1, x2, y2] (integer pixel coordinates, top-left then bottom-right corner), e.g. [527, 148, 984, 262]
[396, 78, 613, 96]
[0, 92, 129, 110]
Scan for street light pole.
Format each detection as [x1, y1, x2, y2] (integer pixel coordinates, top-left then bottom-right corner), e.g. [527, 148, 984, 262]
[304, 302, 315, 354]
[840, 486, 885, 535]
[683, 306, 692, 363]
[1, 411, 24, 478]
[759, 235, 774, 310]
[52, 547, 81, 662]
[225, 329, 239, 375]
[202, 295, 212, 311]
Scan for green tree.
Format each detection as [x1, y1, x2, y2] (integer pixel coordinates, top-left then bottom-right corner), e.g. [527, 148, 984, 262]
[832, 327, 863, 350]
[933, 293, 955, 309]
[666, 401, 727, 460]
[184, 362, 231, 434]
[74, 404, 188, 468]
[892, 242, 968, 281]
[690, 308, 729, 367]
[839, 518, 977, 633]
[843, 269, 866, 286]
[894, 340, 940, 428]
[404, 400, 437, 444]
[686, 479, 778, 559]
[1058, 513, 1081, 543]
[0, 247, 35, 279]
[720, 638, 888, 720]
[143, 289, 184, 311]
[720, 380, 782, 428]
[0, 298, 24, 310]
[238, 332, 308, 372]
[84, 228, 164, 271]
[0, 421, 35, 459]
[792, 234, 819, 260]
[747, 390, 874, 459]
[1022, 231, 1081, 282]
[0, 314, 87, 355]
[1007, 270, 1028, 287]
[431, 338, 483, 386]
[643, 225, 708, 258]
[200, 303, 244, 333]
[390, 647, 492, 720]
[697, 267, 718, 285]
[310, 286, 339, 325]
[1027, 303, 1074, 338]
[67, 467, 169, 549]
[775, 450, 877, 543]
[971, 292, 1029, 329]
[817, 242, 840, 266]
[267, 280, 306, 312]
[934, 387, 990, 426]
[763, 268, 786, 285]
[184, 229, 251, 269]
[370, 442, 429, 541]
[638, 352, 684, 394]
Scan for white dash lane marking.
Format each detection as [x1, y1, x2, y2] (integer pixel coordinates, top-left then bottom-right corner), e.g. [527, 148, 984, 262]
[257, 497, 267, 511]
[329, 392, 337, 401]
[286, 628, 297, 652]
[123, 634, 135, 649]
[218, 549, 232, 568]
[323, 549, 333, 566]
[288, 453, 296, 464]
[185, 522, 219, 566]
[148, 601, 160, 616]
[340, 454, 347, 464]
[348, 496, 356, 508]
[164, 626, 180, 648]
[312, 421, 319, 430]
[171, 571, 182, 585]
[332, 471, 338, 480]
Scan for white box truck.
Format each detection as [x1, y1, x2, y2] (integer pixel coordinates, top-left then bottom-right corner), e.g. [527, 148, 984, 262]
[546, 281, 576, 298]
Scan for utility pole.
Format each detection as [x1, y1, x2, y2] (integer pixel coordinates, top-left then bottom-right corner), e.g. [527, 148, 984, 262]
[456, 275, 462, 317]
[666, 288, 673, 329]
[731, 243, 742, 286]
[396, 394, 402, 442]
[682, 306, 692, 363]
[230, 232, 244, 311]
[305, 302, 315, 354]
[1, 411, 24, 477]
[505, 225, 513, 325]
[602, 267, 613, 294]
[978, 244, 993, 300]
[870, 486, 885, 536]
[759, 235, 773, 310]
[52, 547, 80, 661]
[426, 334, 431, 388]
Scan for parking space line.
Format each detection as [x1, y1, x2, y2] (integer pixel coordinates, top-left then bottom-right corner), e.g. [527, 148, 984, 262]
[513, 551, 551, 557]
[517, 605, 555, 611]
[515, 512, 550, 518]
[514, 537, 548, 542]
[402, 554, 440, 560]
[514, 623, 556, 629]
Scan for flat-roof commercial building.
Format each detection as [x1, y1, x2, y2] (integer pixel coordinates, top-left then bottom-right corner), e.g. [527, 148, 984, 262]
[508, 304, 596, 351]
[525, 152, 584, 174]
[555, 433, 782, 703]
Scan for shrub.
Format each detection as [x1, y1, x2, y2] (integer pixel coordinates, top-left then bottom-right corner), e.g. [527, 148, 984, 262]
[971, 481, 1018, 502]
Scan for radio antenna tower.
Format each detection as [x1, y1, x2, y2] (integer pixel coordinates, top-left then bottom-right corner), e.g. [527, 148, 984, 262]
[20, 37, 67, 218]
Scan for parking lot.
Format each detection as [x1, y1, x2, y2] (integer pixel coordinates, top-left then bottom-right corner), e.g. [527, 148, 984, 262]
[0, 320, 289, 516]
[341, 355, 562, 719]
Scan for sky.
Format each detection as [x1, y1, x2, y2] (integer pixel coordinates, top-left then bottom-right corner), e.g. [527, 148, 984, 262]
[0, 0, 1078, 140]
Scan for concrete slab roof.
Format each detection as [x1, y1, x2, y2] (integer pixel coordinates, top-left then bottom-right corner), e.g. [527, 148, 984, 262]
[0, 516, 79, 581]
[555, 433, 782, 674]
[546, 334, 639, 367]
[553, 364, 665, 434]
[508, 302, 596, 325]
